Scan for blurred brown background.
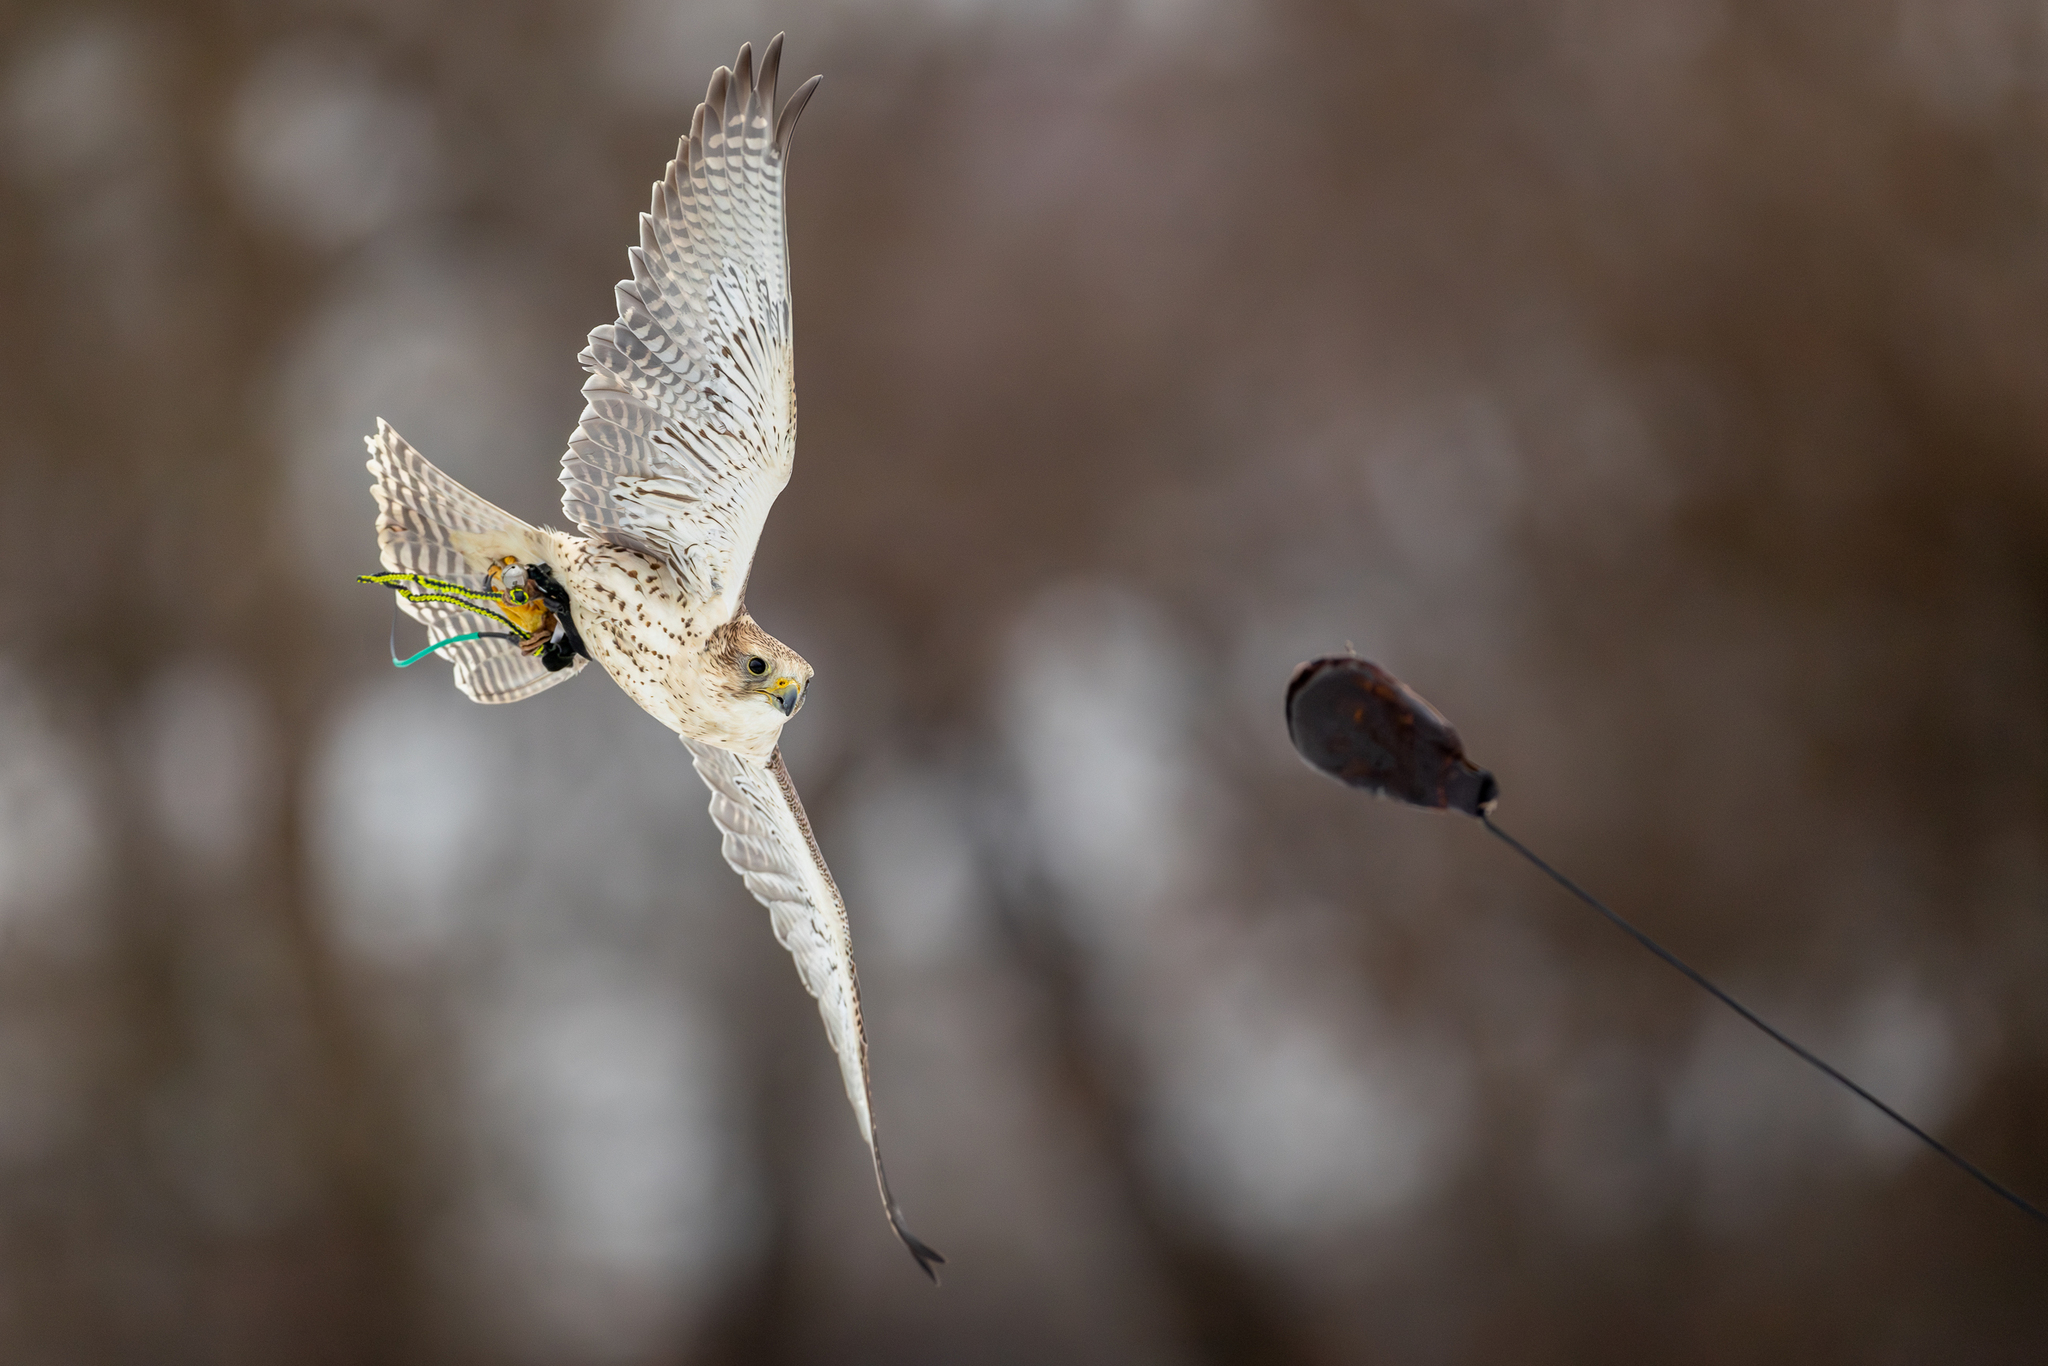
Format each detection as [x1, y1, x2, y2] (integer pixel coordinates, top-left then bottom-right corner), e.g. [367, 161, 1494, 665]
[3, 0, 2047, 1360]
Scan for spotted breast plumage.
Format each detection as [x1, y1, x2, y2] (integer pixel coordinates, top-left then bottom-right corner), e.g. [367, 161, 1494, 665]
[360, 35, 942, 1280]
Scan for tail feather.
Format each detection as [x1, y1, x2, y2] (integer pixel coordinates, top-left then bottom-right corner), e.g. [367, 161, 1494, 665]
[365, 420, 584, 704]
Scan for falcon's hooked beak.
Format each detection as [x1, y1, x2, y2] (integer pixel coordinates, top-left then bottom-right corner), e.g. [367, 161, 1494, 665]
[766, 676, 805, 717]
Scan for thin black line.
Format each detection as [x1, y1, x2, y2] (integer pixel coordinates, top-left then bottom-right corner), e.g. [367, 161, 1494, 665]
[1481, 815, 2047, 1226]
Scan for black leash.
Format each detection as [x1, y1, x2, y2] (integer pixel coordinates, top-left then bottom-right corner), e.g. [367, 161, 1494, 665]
[1482, 815, 2046, 1225]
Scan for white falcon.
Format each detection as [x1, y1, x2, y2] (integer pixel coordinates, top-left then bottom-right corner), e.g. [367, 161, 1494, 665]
[359, 35, 942, 1279]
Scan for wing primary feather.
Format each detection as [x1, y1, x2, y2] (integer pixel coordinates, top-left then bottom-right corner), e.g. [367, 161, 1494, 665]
[774, 74, 822, 157]
[758, 32, 784, 112]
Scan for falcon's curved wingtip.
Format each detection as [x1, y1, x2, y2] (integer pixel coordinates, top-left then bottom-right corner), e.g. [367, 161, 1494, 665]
[875, 1156, 944, 1283]
[890, 1205, 946, 1284]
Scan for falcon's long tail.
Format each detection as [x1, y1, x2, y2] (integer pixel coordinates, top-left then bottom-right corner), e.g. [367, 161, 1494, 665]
[364, 419, 584, 704]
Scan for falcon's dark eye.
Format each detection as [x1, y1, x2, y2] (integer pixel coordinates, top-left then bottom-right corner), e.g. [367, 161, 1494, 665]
[747, 656, 768, 676]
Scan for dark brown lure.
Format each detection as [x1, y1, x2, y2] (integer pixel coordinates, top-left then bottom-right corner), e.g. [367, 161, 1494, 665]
[1285, 655, 1497, 816]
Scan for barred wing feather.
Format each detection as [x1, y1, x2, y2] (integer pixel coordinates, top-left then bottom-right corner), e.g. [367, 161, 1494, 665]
[366, 419, 584, 704]
[560, 35, 819, 625]
[684, 739, 943, 1280]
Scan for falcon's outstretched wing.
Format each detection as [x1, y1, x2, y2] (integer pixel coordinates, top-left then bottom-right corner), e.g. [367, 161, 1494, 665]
[559, 35, 819, 626]
[684, 739, 944, 1281]
[366, 420, 585, 703]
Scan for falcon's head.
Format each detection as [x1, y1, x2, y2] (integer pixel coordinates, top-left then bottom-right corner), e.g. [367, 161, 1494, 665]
[713, 615, 812, 720]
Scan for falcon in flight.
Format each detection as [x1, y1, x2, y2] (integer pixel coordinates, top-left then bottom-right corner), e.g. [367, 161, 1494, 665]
[359, 35, 942, 1280]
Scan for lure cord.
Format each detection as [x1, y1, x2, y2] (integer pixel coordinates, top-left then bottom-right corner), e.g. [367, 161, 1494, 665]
[1481, 815, 2047, 1225]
